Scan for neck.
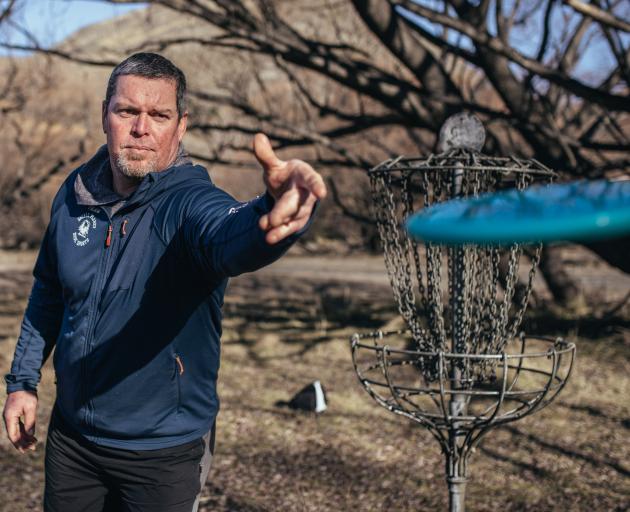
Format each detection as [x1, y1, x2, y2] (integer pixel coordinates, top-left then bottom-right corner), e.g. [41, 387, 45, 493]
[110, 163, 143, 198]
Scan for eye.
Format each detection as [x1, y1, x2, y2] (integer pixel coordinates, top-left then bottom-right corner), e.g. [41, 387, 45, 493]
[118, 108, 137, 117]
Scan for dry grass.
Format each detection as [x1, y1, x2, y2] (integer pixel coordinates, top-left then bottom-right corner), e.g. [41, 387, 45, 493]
[0, 252, 628, 511]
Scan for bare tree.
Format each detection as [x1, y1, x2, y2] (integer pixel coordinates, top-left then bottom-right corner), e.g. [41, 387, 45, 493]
[67, 0, 627, 173]
[1, 0, 628, 299]
[0, 1, 89, 247]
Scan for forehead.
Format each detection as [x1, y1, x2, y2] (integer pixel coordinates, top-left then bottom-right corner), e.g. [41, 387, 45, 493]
[111, 74, 177, 108]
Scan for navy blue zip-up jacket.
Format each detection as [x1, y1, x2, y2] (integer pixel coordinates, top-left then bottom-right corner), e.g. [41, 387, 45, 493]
[5, 148, 306, 449]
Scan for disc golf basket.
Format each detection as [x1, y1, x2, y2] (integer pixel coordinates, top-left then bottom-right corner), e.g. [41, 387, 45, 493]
[350, 114, 576, 511]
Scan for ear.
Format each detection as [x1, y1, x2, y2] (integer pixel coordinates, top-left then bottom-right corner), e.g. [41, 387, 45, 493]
[177, 112, 188, 143]
[102, 101, 108, 134]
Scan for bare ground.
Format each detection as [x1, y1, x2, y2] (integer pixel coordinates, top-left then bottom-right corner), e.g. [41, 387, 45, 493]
[0, 248, 628, 511]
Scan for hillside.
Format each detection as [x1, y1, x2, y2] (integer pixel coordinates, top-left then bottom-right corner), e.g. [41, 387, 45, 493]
[0, 2, 406, 251]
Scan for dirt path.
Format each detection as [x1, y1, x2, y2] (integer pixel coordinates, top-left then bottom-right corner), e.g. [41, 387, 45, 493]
[1, 247, 628, 298]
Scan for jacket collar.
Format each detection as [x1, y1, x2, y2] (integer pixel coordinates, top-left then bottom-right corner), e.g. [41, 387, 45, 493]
[75, 144, 193, 207]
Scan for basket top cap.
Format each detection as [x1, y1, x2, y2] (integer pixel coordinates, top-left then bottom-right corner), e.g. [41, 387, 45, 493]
[438, 113, 485, 153]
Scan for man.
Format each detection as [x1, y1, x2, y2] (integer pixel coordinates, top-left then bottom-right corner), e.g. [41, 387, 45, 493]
[2, 52, 326, 511]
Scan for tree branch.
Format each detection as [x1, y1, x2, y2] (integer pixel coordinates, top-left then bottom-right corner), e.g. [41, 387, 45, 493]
[397, 0, 630, 111]
[0, 43, 118, 66]
[563, 0, 630, 33]
[350, 0, 461, 125]
[0, 0, 17, 24]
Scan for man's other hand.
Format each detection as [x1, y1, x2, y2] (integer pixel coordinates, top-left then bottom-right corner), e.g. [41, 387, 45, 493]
[254, 133, 327, 244]
[3, 390, 38, 453]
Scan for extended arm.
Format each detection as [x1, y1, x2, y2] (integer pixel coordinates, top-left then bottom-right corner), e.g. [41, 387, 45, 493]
[182, 184, 310, 279]
[3, 227, 64, 452]
[183, 133, 326, 279]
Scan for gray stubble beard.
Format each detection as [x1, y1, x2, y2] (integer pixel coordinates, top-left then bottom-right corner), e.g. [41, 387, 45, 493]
[116, 151, 157, 179]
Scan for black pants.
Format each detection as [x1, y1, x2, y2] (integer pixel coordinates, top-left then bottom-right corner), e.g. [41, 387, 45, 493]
[44, 406, 215, 512]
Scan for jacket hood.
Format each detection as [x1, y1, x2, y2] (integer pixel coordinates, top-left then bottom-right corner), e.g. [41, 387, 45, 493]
[75, 144, 205, 212]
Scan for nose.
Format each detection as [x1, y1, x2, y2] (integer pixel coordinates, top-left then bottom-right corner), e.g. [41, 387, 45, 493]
[131, 112, 149, 137]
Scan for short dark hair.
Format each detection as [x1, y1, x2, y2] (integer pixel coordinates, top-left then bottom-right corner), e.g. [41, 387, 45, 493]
[104, 52, 187, 118]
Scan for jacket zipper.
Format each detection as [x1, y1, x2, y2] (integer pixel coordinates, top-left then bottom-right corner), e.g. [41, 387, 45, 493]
[82, 217, 116, 429]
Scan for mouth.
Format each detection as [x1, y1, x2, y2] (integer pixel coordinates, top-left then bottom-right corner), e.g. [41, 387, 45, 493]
[124, 145, 154, 152]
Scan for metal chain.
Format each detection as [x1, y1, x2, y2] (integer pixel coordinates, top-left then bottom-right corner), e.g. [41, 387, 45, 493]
[425, 170, 447, 356]
[368, 153, 554, 385]
[371, 173, 424, 343]
[506, 172, 547, 341]
[399, 172, 431, 349]
[497, 244, 521, 353]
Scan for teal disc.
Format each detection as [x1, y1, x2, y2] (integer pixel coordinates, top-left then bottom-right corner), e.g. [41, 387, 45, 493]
[405, 180, 630, 245]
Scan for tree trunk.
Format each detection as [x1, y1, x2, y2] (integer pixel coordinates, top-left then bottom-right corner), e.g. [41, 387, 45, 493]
[538, 245, 582, 307]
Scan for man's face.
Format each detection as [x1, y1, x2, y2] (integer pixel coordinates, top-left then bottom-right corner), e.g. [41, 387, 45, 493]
[102, 74, 187, 179]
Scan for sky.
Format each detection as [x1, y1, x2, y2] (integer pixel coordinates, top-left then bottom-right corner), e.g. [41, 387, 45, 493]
[0, 0, 147, 55]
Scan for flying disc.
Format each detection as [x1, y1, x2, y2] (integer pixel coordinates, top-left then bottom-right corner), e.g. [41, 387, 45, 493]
[405, 180, 630, 245]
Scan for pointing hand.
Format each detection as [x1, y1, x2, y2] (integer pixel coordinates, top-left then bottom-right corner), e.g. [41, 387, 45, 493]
[253, 133, 327, 244]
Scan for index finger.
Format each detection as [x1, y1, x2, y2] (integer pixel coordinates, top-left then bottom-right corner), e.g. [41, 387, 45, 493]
[267, 187, 310, 227]
[294, 166, 327, 200]
[3, 409, 21, 448]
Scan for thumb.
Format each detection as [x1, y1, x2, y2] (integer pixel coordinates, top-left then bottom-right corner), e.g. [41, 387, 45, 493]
[253, 133, 284, 171]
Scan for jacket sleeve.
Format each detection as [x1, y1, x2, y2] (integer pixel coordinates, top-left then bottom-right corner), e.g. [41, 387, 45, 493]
[181, 183, 315, 280]
[4, 226, 64, 394]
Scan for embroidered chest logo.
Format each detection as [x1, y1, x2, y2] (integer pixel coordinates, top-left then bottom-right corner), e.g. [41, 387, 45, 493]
[73, 214, 97, 247]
